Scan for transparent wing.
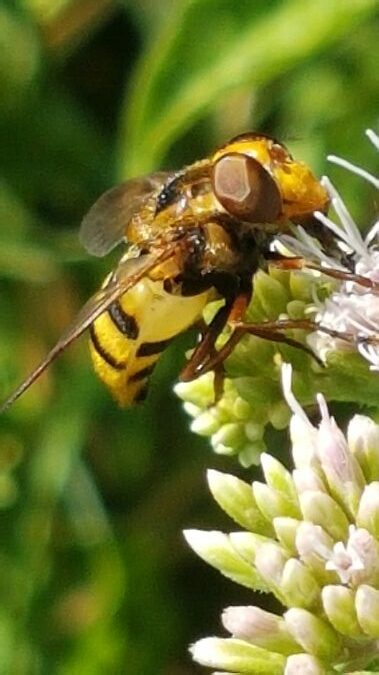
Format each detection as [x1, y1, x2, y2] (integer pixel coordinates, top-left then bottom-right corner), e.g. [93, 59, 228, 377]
[79, 172, 172, 257]
[0, 246, 176, 412]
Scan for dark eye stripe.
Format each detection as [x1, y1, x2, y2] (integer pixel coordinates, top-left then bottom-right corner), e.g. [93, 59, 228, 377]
[136, 338, 172, 357]
[108, 301, 139, 339]
[89, 325, 125, 371]
[129, 363, 156, 382]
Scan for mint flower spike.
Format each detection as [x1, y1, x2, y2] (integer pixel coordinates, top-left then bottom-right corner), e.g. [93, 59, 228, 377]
[188, 364, 379, 673]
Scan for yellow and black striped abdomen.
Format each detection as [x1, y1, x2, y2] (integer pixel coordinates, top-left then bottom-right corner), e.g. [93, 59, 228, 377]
[89, 278, 210, 406]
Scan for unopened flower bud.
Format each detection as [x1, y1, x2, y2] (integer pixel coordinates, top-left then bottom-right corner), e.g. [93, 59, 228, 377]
[281, 558, 320, 609]
[348, 415, 379, 482]
[322, 585, 363, 637]
[254, 268, 289, 315]
[190, 637, 286, 673]
[284, 653, 326, 675]
[356, 482, 379, 539]
[317, 400, 365, 518]
[269, 400, 291, 430]
[284, 608, 341, 661]
[295, 522, 336, 585]
[229, 531, 268, 564]
[211, 423, 246, 451]
[254, 543, 288, 603]
[289, 413, 318, 469]
[292, 468, 327, 495]
[355, 584, 379, 637]
[175, 373, 214, 407]
[239, 440, 266, 467]
[253, 482, 299, 521]
[244, 420, 263, 441]
[182, 402, 201, 418]
[183, 529, 268, 591]
[232, 396, 253, 420]
[222, 606, 299, 655]
[191, 410, 219, 436]
[299, 491, 349, 541]
[207, 470, 274, 536]
[347, 526, 379, 586]
[261, 453, 299, 506]
[273, 517, 300, 554]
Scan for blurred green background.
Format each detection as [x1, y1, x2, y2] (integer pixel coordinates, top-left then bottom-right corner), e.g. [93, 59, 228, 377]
[0, 1, 378, 673]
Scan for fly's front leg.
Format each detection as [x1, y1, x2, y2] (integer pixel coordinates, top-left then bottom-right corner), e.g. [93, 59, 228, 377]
[271, 256, 379, 293]
[306, 263, 379, 292]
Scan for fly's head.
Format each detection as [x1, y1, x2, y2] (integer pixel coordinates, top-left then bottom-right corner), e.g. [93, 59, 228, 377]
[211, 133, 329, 229]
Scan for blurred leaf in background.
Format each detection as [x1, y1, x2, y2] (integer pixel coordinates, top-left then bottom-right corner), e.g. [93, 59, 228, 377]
[0, 1, 378, 673]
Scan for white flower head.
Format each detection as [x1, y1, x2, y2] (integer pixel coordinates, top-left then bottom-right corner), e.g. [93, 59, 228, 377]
[281, 129, 379, 369]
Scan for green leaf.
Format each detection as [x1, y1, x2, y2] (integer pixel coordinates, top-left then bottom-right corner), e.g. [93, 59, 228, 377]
[0, 5, 40, 114]
[119, 0, 377, 175]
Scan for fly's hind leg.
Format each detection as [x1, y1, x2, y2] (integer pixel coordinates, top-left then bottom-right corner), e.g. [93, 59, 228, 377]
[183, 315, 352, 399]
[204, 319, 324, 375]
[190, 315, 360, 383]
[179, 291, 251, 403]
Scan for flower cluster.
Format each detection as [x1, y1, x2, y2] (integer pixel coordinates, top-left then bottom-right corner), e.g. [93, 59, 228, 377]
[176, 130, 379, 466]
[185, 365, 379, 674]
[283, 128, 379, 370]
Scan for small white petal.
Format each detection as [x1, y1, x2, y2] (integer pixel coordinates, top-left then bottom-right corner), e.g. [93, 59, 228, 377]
[281, 365, 319, 468]
[281, 364, 310, 427]
[324, 525, 379, 586]
[365, 219, 379, 247]
[314, 207, 357, 252]
[327, 154, 379, 190]
[325, 541, 355, 585]
[366, 128, 379, 150]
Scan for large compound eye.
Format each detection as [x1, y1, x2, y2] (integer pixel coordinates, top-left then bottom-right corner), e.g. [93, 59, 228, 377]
[212, 153, 282, 223]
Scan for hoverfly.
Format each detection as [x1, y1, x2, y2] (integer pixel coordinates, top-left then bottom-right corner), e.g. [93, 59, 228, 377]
[1, 132, 331, 411]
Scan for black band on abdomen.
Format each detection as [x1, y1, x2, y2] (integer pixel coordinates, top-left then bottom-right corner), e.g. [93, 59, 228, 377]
[136, 338, 172, 357]
[89, 324, 125, 370]
[129, 363, 156, 382]
[108, 301, 139, 339]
